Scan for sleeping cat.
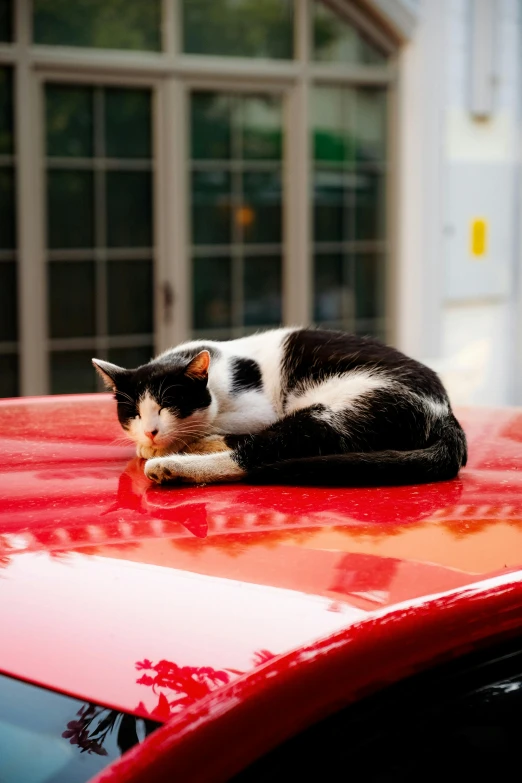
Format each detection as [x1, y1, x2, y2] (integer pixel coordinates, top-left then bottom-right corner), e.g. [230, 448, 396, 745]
[92, 327, 467, 487]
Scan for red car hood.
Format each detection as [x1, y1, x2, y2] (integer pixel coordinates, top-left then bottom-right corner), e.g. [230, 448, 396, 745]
[0, 395, 522, 722]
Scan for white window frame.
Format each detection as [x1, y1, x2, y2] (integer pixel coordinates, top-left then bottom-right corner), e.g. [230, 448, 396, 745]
[0, 0, 397, 395]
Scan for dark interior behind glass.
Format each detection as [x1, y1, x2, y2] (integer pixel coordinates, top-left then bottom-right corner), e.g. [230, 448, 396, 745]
[231, 636, 522, 781]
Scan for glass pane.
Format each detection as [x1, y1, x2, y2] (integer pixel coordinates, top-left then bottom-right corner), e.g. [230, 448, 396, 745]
[242, 171, 281, 244]
[356, 89, 387, 163]
[314, 170, 355, 243]
[193, 257, 232, 329]
[33, 0, 161, 51]
[192, 171, 232, 246]
[313, 1, 387, 65]
[182, 0, 293, 59]
[244, 256, 281, 327]
[48, 261, 95, 338]
[0, 353, 17, 397]
[355, 170, 385, 240]
[106, 172, 152, 247]
[107, 260, 153, 335]
[190, 90, 284, 338]
[0, 167, 15, 250]
[0, 0, 12, 42]
[50, 350, 98, 394]
[313, 87, 355, 164]
[47, 170, 94, 249]
[191, 93, 231, 161]
[360, 35, 388, 66]
[355, 254, 385, 321]
[241, 96, 282, 161]
[108, 345, 153, 369]
[0, 262, 17, 341]
[46, 85, 93, 158]
[105, 88, 151, 158]
[0, 67, 13, 155]
[0, 673, 159, 783]
[314, 253, 344, 324]
[312, 79, 388, 336]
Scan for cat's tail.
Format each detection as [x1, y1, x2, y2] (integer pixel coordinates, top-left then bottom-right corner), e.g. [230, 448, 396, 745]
[247, 416, 468, 487]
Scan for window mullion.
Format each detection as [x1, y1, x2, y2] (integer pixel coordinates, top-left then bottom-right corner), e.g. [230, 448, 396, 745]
[94, 88, 108, 358]
[16, 0, 48, 394]
[160, 78, 189, 348]
[283, 0, 311, 326]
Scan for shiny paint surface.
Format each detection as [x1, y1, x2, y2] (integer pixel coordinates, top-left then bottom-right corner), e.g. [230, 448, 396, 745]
[1, 395, 522, 780]
[92, 572, 522, 783]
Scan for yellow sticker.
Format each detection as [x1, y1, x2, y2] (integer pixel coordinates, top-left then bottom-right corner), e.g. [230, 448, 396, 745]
[471, 218, 487, 256]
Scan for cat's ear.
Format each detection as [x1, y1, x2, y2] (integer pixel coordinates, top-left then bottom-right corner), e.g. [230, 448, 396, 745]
[185, 350, 210, 381]
[92, 358, 125, 391]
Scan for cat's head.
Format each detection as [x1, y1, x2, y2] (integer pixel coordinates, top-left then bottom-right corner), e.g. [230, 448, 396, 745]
[92, 351, 215, 452]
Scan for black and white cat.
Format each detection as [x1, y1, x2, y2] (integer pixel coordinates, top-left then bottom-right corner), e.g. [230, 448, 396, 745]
[92, 327, 467, 487]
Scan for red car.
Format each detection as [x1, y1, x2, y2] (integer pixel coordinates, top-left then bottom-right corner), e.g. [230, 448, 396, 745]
[1, 394, 522, 782]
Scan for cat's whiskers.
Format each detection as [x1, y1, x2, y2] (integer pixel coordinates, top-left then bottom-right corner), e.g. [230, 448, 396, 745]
[110, 435, 134, 447]
[115, 390, 136, 406]
[166, 421, 216, 436]
[161, 423, 218, 450]
[164, 427, 212, 443]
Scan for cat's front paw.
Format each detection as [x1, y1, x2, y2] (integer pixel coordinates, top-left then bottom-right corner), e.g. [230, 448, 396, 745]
[145, 457, 184, 485]
[145, 453, 245, 486]
[136, 444, 171, 459]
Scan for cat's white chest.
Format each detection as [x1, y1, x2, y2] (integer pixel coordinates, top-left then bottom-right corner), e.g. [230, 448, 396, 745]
[213, 390, 278, 435]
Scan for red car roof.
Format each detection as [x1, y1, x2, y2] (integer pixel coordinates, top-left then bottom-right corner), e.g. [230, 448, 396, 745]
[1, 395, 522, 781]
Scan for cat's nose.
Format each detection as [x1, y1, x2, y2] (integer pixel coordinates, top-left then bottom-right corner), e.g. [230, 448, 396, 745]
[144, 430, 158, 441]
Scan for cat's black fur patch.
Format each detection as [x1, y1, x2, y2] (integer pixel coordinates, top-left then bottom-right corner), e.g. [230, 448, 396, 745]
[232, 394, 467, 483]
[230, 358, 263, 394]
[281, 329, 447, 406]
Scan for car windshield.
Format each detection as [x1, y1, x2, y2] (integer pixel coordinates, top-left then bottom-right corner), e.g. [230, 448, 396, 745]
[0, 672, 159, 783]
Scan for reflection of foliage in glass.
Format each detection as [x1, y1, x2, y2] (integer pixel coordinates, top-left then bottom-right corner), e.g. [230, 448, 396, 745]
[183, 0, 294, 59]
[34, 0, 161, 51]
[62, 702, 157, 756]
[136, 651, 275, 721]
[314, 4, 344, 59]
[46, 85, 93, 158]
[313, 2, 387, 65]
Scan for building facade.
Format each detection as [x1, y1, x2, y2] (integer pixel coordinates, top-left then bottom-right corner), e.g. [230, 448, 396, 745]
[398, 0, 521, 407]
[0, 0, 519, 406]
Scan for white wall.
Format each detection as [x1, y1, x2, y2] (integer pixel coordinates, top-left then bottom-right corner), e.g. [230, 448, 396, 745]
[397, 0, 521, 406]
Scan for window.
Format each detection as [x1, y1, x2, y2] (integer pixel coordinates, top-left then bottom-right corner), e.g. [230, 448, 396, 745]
[182, 0, 294, 59]
[190, 92, 284, 338]
[312, 84, 387, 339]
[0, 0, 12, 42]
[45, 84, 154, 392]
[0, 66, 17, 397]
[33, 0, 162, 51]
[313, 1, 388, 64]
[0, 0, 395, 396]
[230, 638, 522, 781]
